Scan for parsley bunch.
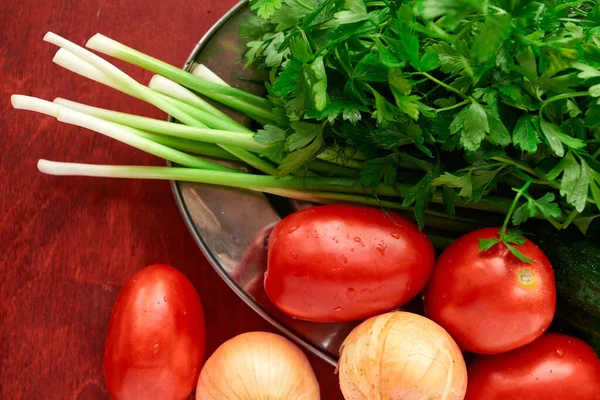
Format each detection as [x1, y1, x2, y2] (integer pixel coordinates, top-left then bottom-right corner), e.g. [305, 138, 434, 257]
[242, 0, 600, 235]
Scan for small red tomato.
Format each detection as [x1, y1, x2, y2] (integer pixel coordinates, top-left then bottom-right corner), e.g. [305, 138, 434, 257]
[104, 264, 206, 400]
[265, 204, 435, 322]
[465, 333, 600, 400]
[423, 227, 556, 354]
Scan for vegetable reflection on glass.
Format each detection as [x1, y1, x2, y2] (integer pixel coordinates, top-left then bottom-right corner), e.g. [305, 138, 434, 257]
[195, 332, 320, 400]
[338, 311, 467, 400]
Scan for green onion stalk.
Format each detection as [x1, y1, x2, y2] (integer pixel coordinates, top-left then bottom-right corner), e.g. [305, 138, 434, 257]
[10, 31, 544, 240]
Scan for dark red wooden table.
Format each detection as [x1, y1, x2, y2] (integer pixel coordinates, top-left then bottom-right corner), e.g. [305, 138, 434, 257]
[0, 1, 343, 398]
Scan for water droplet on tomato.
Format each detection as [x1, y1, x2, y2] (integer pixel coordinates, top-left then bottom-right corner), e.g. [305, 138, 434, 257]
[376, 243, 387, 255]
[550, 369, 553, 374]
[290, 252, 299, 259]
[346, 288, 356, 298]
[391, 233, 400, 239]
[163, 297, 167, 302]
[556, 348, 564, 356]
[354, 237, 361, 243]
[535, 377, 539, 381]
[152, 344, 159, 354]
[288, 226, 299, 233]
[333, 306, 342, 312]
[183, 311, 187, 315]
[351, 248, 355, 252]
[342, 256, 348, 264]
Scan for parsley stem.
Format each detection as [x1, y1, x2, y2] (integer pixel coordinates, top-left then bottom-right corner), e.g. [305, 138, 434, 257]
[502, 178, 533, 235]
[561, 209, 579, 229]
[491, 156, 538, 177]
[508, 172, 554, 187]
[435, 100, 470, 113]
[290, 0, 314, 12]
[488, 5, 508, 15]
[593, 147, 600, 159]
[420, 72, 471, 101]
[539, 92, 589, 120]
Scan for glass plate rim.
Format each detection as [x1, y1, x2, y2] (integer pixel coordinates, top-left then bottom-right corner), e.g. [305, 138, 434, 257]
[167, 0, 338, 367]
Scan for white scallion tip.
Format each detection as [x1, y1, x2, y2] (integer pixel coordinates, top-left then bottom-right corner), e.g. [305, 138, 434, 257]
[149, 75, 201, 104]
[38, 159, 60, 175]
[52, 49, 120, 90]
[53, 97, 92, 113]
[11, 95, 62, 117]
[42, 31, 61, 45]
[191, 64, 230, 86]
[55, 108, 116, 136]
[85, 33, 121, 56]
[37, 159, 105, 177]
[43, 31, 135, 90]
[38, 159, 88, 176]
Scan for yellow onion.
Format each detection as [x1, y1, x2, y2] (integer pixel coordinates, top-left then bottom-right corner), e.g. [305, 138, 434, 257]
[196, 331, 320, 400]
[338, 311, 467, 400]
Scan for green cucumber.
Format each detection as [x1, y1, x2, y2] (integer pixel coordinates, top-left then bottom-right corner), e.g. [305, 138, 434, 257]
[529, 225, 600, 318]
[552, 298, 600, 357]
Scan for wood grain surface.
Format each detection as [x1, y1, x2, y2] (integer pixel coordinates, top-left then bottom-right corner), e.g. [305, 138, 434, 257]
[0, 1, 343, 398]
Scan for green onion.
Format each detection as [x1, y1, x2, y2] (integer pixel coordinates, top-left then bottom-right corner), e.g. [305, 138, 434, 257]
[46, 34, 276, 175]
[148, 75, 252, 133]
[37, 160, 397, 195]
[85, 33, 276, 124]
[54, 98, 266, 152]
[12, 95, 236, 173]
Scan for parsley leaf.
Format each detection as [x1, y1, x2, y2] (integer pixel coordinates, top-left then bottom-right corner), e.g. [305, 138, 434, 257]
[359, 154, 398, 187]
[402, 171, 436, 230]
[432, 172, 473, 197]
[254, 125, 287, 144]
[250, 0, 285, 19]
[513, 115, 539, 152]
[539, 118, 585, 157]
[333, 0, 368, 26]
[512, 193, 562, 225]
[277, 123, 324, 176]
[461, 102, 489, 151]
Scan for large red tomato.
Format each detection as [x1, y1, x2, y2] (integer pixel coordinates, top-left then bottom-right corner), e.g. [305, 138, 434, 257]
[265, 205, 435, 322]
[423, 227, 556, 354]
[104, 264, 206, 400]
[465, 333, 600, 399]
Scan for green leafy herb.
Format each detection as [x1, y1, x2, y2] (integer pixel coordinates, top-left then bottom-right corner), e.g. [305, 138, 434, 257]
[241, 0, 600, 233]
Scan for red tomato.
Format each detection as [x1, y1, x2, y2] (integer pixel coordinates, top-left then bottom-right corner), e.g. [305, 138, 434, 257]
[423, 227, 556, 354]
[465, 333, 600, 400]
[104, 264, 206, 400]
[265, 205, 435, 322]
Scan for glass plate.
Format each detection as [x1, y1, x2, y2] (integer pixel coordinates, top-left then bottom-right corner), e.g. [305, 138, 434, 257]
[170, 0, 357, 367]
